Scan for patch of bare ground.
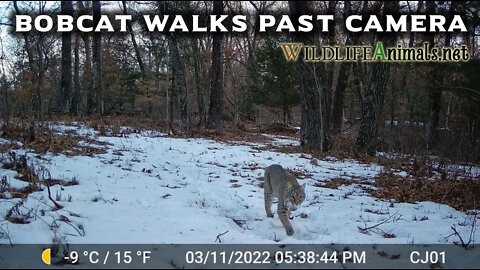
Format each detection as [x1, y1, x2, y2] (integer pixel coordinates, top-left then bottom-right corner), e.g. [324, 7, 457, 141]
[287, 169, 314, 180]
[85, 116, 170, 136]
[1, 119, 109, 156]
[259, 123, 300, 136]
[42, 115, 171, 136]
[312, 169, 480, 212]
[186, 122, 271, 145]
[312, 177, 372, 189]
[75, 116, 271, 145]
[372, 170, 480, 212]
[0, 142, 20, 153]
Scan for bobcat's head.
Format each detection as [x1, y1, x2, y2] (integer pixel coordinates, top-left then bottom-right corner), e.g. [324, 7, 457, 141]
[287, 182, 306, 206]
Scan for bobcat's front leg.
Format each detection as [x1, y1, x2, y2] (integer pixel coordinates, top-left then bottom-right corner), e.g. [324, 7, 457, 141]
[277, 204, 294, 236]
[264, 190, 274, 218]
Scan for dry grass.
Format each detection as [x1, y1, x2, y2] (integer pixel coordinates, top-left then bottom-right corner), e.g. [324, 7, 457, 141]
[0, 142, 20, 153]
[188, 122, 270, 144]
[259, 123, 299, 136]
[85, 116, 170, 136]
[61, 116, 271, 145]
[372, 171, 480, 212]
[381, 125, 480, 164]
[5, 200, 32, 224]
[328, 133, 360, 159]
[1, 152, 78, 203]
[2, 152, 39, 185]
[1, 119, 108, 156]
[27, 133, 108, 156]
[316, 168, 480, 212]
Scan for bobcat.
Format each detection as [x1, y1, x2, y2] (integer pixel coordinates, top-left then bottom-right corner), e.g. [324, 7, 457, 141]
[264, 164, 306, 236]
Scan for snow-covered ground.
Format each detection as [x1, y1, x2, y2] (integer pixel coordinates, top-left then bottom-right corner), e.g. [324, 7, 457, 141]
[0, 125, 478, 245]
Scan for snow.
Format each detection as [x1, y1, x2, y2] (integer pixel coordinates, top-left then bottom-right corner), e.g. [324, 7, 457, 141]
[0, 125, 478, 245]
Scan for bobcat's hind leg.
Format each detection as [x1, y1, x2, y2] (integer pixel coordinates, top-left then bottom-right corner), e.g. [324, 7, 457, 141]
[264, 170, 274, 218]
[264, 191, 274, 218]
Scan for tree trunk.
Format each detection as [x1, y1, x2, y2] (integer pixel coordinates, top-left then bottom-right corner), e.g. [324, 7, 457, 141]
[323, 68, 333, 132]
[289, 1, 325, 150]
[1, 49, 8, 117]
[355, 63, 390, 155]
[191, 38, 206, 125]
[70, 32, 81, 114]
[77, 1, 93, 114]
[207, 1, 225, 129]
[426, 1, 441, 148]
[59, 1, 73, 113]
[35, 31, 45, 122]
[92, 0, 103, 114]
[427, 82, 442, 148]
[356, 1, 398, 156]
[331, 61, 351, 134]
[331, 1, 353, 135]
[167, 33, 190, 129]
[83, 32, 93, 113]
[225, 36, 240, 124]
[323, 1, 337, 131]
[167, 69, 174, 122]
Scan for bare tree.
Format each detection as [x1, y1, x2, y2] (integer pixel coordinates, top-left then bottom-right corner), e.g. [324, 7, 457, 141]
[167, 33, 190, 130]
[92, 0, 102, 114]
[331, 0, 353, 135]
[356, 1, 398, 156]
[0, 31, 9, 117]
[289, 1, 326, 150]
[122, 1, 146, 77]
[14, 1, 47, 123]
[70, 31, 81, 115]
[59, 1, 73, 113]
[191, 37, 207, 125]
[158, 1, 190, 129]
[78, 1, 93, 115]
[207, 1, 225, 129]
[426, 1, 458, 149]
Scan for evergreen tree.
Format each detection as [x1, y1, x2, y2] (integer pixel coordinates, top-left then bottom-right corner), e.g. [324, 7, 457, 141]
[253, 39, 300, 125]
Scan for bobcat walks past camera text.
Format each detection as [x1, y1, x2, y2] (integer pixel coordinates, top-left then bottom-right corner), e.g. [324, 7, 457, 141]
[264, 164, 306, 236]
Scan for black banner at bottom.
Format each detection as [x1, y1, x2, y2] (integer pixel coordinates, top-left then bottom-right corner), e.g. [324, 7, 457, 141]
[0, 244, 478, 269]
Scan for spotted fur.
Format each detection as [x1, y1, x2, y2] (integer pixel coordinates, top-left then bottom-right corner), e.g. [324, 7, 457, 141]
[264, 164, 306, 236]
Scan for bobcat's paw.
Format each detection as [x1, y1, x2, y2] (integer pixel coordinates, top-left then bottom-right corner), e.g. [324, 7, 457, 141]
[267, 213, 274, 218]
[286, 228, 294, 236]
